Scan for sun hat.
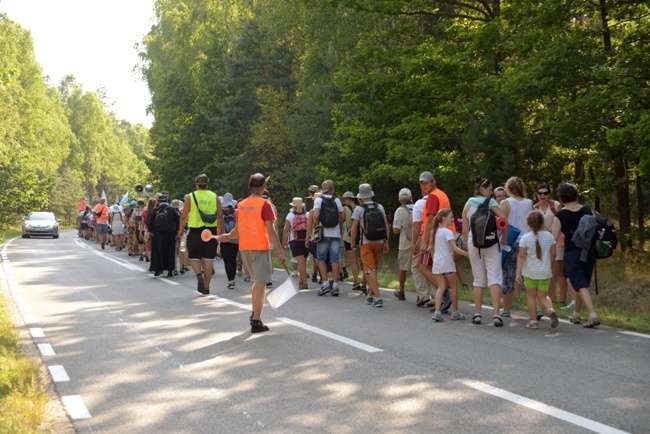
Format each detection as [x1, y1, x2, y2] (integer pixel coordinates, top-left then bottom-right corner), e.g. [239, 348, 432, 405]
[290, 197, 304, 207]
[357, 183, 374, 199]
[195, 174, 209, 186]
[342, 191, 355, 199]
[398, 188, 412, 199]
[308, 185, 320, 193]
[419, 171, 434, 182]
[222, 192, 237, 208]
[171, 199, 181, 209]
[321, 179, 335, 192]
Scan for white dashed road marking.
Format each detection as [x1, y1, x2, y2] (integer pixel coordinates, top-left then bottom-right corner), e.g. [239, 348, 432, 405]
[62, 395, 91, 419]
[48, 365, 71, 382]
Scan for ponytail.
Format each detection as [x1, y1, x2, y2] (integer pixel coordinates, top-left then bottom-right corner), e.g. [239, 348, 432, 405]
[526, 210, 545, 261]
[430, 208, 453, 248]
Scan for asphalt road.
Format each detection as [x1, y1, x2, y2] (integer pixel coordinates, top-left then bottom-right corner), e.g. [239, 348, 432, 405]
[1, 230, 648, 433]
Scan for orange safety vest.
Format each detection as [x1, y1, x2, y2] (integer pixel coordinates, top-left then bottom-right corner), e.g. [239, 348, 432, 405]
[422, 189, 455, 239]
[237, 196, 271, 251]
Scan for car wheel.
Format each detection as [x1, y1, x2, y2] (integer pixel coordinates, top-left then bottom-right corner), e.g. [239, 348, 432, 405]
[53, 235, 59, 239]
[22, 234, 29, 238]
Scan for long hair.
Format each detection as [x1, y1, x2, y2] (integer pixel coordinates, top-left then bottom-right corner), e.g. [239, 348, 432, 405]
[430, 208, 453, 249]
[474, 177, 491, 196]
[526, 210, 545, 260]
[147, 198, 156, 214]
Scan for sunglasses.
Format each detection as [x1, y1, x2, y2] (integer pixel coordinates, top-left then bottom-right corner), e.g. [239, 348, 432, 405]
[537, 191, 550, 196]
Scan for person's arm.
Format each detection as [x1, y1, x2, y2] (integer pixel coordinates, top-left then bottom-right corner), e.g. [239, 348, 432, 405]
[492, 204, 509, 246]
[412, 221, 422, 255]
[305, 212, 313, 248]
[515, 245, 527, 284]
[266, 220, 285, 265]
[178, 198, 191, 238]
[422, 195, 439, 252]
[350, 219, 360, 251]
[551, 216, 561, 242]
[449, 238, 469, 258]
[383, 214, 390, 254]
[392, 208, 401, 235]
[217, 197, 225, 235]
[462, 203, 470, 249]
[282, 219, 291, 248]
[500, 199, 510, 217]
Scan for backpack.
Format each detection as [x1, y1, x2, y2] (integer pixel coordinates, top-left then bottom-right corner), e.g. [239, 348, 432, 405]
[591, 210, 617, 259]
[291, 212, 308, 241]
[154, 207, 170, 232]
[319, 196, 340, 228]
[470, 197, 499, 249]
[360, 203, 387, 242]
[112, 211, 122, 222]
[400, 205, 413, 242]
[223, 212, 236, 233]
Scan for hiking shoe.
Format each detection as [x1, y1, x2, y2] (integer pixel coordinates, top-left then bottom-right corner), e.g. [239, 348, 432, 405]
[227, 282, 235, 290]
[101, 243, 105, 250]
[450, 311, 465, 321]
[548, 309, 559, 328]
[393, 290, 406, 301]
[493, 316, 504, 327]
[311, 273, 318, 282]
[526, 320, 539, 329]
[432, 311, 444, 322]
[197, 274, 209, 294]
[583, 316, 601, 328]
[372, 298, 384, 308]
[365, 296, 374, 305]
[343, 269, 349, 279]
[568, 313, 581, 324]
[331, 284, 339, 296]
[416, 297, 429, 307]
[501, 310, 511, 318]
[251, 320, 269, 333]
[318, 284, 332, 296]
[536, 308, 544, 321]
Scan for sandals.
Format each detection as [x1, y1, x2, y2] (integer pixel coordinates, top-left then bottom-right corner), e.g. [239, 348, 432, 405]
[244, 275, 251, 282]
[471, 314, 482, 324]
[493, 316, 504, 327]
[352, 283, 363, 291]
[548, 309, 559, 328]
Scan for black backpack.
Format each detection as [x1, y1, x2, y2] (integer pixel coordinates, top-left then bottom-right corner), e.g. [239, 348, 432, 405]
[155, 207, 170, 232]
[593, 212, 617, 259]
[470, 197, 499, 250]
[360, 203, 387, 242]
[319, 196, 340, 228]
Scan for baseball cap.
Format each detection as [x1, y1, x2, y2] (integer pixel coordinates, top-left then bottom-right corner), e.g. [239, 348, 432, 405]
[399, 188, 412, 199]
[419, 171, 435, 182]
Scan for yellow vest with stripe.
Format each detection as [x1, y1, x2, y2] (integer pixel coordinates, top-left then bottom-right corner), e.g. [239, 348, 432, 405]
[189, 190, 218, 228]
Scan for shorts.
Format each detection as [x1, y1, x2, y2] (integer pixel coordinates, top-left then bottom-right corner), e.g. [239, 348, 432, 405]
[96, 223, 108, 235]
[80, 222, 89, 230]
[187, 227, 217, 260]
[360, 243, 382, 272]
[398, 249, 411, 271]
[316, 236, 341, 263]
[468, 243, 503, 288]
[241, 250, 273, 284]
[524, 277, 551, 292]
[563, 249, 594, 291]
[555, 244, 564, 261]
[289, 240, 310, 258]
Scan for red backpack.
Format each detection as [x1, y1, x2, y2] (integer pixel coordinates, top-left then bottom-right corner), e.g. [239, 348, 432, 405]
[292, 212, 308, 241]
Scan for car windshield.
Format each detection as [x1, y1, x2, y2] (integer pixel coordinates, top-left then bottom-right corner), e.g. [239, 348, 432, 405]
[28, 213, 55, 221]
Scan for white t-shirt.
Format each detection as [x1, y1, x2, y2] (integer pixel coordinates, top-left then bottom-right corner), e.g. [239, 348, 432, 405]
[393, 204, 413, 250]
[285, 210, 309, 242]
[519, 230, 555, 280]
[412, 198, 425, 224]
[351, 201, 387, 245]
[313, 195, 343, 238]
[505, 197, 533, 240]
[432, 227, 456, 274]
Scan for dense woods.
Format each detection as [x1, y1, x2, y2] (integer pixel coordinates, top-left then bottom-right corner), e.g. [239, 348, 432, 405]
[141, 0, 648, 251]
[0, 14, 151, 228]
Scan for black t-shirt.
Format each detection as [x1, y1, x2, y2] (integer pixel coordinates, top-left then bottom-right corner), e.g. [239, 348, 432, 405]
[556, 205, 590, 252]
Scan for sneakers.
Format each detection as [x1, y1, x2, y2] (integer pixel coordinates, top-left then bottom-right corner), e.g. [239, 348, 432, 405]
[365, 296, 374, 305]
[101, 243, 105, 250]
[197, 274, 209, 295]
[372, 298, 383, 308]
[318, 284, 332, 296]
[583, 316, 601, 328]
[393, 290, 406, 301]
[526, 320, 539, 329]
[299, 283, 309, 290]
[416, 297, 429, 307]
[562, 301, 576, 309]
[251, 320, 269, 333]
[548, 309, 559, 328]
[568, 313, 581, 324]
[331, 284, 339, 297]
[227, 281, 235, 290]
[432, 311, 444, 322]
[536, 308, 544, 321]
[501, 310, 511, 318]
[352, 283, 363, 292]
[450, 311, 465, 321]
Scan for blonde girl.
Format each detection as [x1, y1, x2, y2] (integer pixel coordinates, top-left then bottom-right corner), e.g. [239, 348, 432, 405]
[516, 210, 559, 329]
[430, 209, 470, 321]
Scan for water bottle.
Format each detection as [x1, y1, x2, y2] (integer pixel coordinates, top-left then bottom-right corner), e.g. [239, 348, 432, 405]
[180, 234, 187, 252]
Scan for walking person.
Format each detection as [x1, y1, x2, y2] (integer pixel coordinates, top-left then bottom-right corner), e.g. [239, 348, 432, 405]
[392, 188, 413, 301]
[341, 191, 362, 291]
[283, 197, 310, 289]
[94, 198, 109, 249]
[412, 172, 436, 307]
[148, 193, 179, 277]
[220, 193, 239, 289]
[429, 209, 469, 322]
[217, 174, 286, 333]
[516, 210, 559, 329]
[177, 174, 224, 294]
[351, 184, 390, 307]
[109, 203, 125, 251]
[551, 183, 601, 328]
[462, 177, 509, 327]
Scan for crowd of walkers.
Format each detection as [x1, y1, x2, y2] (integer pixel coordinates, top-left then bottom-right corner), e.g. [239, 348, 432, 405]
[77, 172, 603, 333]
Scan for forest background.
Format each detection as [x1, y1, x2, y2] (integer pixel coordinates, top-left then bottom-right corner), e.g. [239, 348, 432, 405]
[1, 0, 649, 252]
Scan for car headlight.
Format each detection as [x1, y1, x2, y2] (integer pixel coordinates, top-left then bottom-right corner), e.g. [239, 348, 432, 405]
[24, 224, 32, 229]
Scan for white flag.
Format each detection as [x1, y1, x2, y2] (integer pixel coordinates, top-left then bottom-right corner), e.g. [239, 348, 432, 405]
[101, 189, 108, 202]
[266, 277, 298, 310]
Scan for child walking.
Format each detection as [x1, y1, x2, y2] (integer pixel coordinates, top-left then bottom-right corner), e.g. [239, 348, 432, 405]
[430, 209, 469, 322]
[515, 210, 559, 329]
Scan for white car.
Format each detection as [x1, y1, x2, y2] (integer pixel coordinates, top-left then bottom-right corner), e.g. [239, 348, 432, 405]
[22, 212, 60, 239]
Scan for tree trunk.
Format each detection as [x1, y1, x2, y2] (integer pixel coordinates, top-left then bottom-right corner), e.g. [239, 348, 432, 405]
[638, 174, 645, 252]
[614, 160, 631, 252]
[599, 0, 612, 52]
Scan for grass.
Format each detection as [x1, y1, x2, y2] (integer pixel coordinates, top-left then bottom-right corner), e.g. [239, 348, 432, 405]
[0, 230, 48, 433]
[274, 246, 650, 333]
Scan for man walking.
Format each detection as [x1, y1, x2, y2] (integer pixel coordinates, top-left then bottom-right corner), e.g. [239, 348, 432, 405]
[94, 198, 109, 249]
[392, 188, 413, 301]
[178, 174, 223, 294]
[149, 193, 178, 277]
[217, 173, 285, 333]
[306, 179, 345, 296]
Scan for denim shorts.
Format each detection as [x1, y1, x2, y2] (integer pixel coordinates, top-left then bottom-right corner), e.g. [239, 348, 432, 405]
[316, 236, 341, 262]
[96, 223, 108, 235]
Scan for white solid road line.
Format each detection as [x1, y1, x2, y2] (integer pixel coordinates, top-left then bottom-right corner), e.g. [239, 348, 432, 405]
[61, 395, 91, 420]
[619, 330, 650, 339]
[48, 365, 71, 382]
[456, 379, 629, 434]
[210, 295, 251, 311]
[277, 317, 383, 353]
